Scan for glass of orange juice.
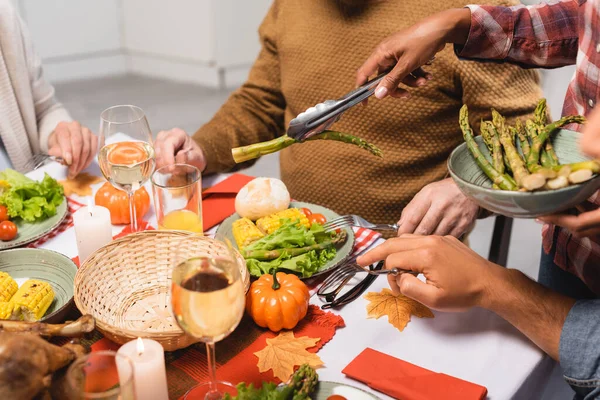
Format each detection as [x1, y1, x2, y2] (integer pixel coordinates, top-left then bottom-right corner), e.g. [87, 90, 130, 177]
[151, 164, 203, 234]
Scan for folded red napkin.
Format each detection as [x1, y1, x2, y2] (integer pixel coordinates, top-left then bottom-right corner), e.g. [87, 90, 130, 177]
[343, 348, 487, 400]
[202, 173, 254, 230]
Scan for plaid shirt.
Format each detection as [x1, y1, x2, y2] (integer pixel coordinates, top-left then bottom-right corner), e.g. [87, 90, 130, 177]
[456, 0, 600, 295]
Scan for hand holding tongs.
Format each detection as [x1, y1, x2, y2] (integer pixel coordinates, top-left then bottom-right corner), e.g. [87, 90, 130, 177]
[286, 72, 388, 141]
[288, 58, 434, 142]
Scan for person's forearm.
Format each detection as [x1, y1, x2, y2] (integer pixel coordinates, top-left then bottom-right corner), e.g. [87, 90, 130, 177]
[439, 8, 471, 46]
[481, 266, 576, 360]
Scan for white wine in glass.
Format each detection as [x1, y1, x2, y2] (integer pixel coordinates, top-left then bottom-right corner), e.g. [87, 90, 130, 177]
[98, 105, 155, 232]
[171, 241, 245, 400]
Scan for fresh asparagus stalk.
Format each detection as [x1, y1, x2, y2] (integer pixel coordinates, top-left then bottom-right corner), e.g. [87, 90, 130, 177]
[525, 120, 552, 167]
[527, 115, 586, 171]
[243, 231, 346, 260]
[480, 120, 494, 154]
[231, 131, 383, 163]
[533, 98, 548, 126]
[533, 98, 559, 167]
[515, 119, 530, 159]
[481, 120, 505, 174]
[551, 160, 600, 174]
[287, 364, 318, 400]
[492, 109, 517, 173]
[498, 122, 530, 187]
[460, 105, 517, 191]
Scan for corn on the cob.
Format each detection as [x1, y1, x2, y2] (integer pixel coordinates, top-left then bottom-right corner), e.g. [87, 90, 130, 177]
[0, 301, 20, 320]
[256, 208, 311, 234]
[232, 217, 265, 249]
[0, 271, 17, 302]
[12, 279, 54, 321]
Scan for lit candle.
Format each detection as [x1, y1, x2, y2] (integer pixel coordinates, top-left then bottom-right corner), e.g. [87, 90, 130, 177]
[73, 200, 112, 262]
[117, 338, 169, 400]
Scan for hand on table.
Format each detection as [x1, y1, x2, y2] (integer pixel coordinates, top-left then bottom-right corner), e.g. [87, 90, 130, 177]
[357, 234, 497, 312]
[356, 8, 471, 99]
[154, 128, 206, 171]
[48, 121, 98, 179]
[397, 178, 479, 238]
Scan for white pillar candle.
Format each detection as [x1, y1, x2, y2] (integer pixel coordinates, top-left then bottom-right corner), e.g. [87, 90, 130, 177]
[117, 338, 169, 400]
[73, 202, 112, 262]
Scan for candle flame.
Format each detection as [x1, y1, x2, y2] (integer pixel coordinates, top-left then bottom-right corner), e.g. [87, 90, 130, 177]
[87, 198, 94, 216]
[136, 337, 144, 356]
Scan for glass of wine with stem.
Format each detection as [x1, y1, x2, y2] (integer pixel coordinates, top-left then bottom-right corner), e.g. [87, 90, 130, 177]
[98, 105, 155, 232]
[171, 237, 245, 399]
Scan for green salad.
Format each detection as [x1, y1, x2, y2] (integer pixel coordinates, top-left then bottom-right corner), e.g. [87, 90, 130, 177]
[243, 219, 346, 278]
[0, 169, 64, 222]
[224, 364, 317, 400]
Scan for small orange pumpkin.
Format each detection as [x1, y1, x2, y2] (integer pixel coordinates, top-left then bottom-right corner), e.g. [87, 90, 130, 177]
[94, 182, 151, 225]
[246, 271, 310, 332]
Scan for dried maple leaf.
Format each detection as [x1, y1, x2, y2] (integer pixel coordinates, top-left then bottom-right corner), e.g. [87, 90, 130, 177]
[59, 173, 104, 196]
[364, 288, 434, 332]
[254, 331, 323, 381]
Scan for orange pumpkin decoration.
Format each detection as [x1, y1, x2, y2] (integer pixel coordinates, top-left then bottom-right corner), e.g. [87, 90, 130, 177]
[94, 182, 151, 225]
[246, 271, 310, 332]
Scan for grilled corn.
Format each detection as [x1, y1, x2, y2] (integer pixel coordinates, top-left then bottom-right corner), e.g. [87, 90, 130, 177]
[12, 279, 54, 321]
[232, 217, 264, 249]
[0, 271, 17, 302]
[0, 301, 20, 320]
[256, 208, 311, 234]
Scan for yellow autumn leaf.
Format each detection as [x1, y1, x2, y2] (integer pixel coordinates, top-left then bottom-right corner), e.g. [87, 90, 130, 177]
[254, 331, 323, 381]
[364, 288, 434, 331]
[59, 173, 104, 196]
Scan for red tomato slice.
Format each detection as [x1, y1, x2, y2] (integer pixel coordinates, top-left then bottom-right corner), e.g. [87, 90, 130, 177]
[300, 207, 312, 217]
[308, 213, 326, 225]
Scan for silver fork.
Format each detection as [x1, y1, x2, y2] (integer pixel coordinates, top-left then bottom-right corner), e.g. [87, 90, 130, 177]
[23, 154, 64, 172]
[317, 258, 417, 302]
[323, 214, 399, 233]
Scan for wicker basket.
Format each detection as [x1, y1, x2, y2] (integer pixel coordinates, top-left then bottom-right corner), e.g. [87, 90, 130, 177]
[74, 230, 250, 351]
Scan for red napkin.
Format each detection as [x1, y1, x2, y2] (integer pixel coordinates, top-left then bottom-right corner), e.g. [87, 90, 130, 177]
[343, 348, 487, 400]
[202, 173, 254, 230]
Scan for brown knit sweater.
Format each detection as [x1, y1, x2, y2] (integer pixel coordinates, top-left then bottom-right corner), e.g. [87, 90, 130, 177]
[194, 0, 542, 224]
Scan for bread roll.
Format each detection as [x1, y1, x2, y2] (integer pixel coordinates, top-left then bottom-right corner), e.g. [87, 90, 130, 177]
[235, 178, 290, 220]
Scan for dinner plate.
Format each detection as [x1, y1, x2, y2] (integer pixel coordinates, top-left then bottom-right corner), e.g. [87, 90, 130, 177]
[313, 381, 381, 399]
[0, 248, 77, 323]
[0, 196, 68, 250]
[216, 201, 355, 279]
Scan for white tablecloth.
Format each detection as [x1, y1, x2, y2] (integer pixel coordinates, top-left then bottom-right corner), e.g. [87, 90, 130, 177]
[28, 162, 555, 400]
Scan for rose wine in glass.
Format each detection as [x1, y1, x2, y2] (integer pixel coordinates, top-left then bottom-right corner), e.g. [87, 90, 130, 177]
[98, 105, 155, 232]
[171, 239, 245, 400]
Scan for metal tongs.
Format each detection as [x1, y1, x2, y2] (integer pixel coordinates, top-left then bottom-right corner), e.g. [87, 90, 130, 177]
[286, 71, 388, 141]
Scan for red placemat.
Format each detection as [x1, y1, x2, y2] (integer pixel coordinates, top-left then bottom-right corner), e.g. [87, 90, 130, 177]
[74, 305, 344, 400]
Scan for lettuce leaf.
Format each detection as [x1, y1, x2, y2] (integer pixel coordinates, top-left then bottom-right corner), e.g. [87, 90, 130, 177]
[223, 382, 291, 400]
[246, 248, 336, 278]
[244, 220, 317, 252]
[0, 169, 64, 222]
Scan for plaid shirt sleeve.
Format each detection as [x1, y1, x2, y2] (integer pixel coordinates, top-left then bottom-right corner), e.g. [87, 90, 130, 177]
[455, 0, 580, 68]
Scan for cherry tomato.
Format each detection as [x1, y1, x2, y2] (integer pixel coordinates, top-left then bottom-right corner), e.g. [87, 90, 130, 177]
[0, 205, 8, 222]
[0, 221, 17, 241]
[308, 213, 326, 225]
[327, 396, 347, 400]
[300, 207, 312, 217]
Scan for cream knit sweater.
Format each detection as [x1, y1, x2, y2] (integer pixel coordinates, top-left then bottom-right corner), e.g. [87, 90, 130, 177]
[0, 0, 71, 172]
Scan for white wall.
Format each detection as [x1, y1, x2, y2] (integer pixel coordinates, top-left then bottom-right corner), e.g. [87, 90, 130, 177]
[14, 0, 271, 88]
[18, 0, 126, 82]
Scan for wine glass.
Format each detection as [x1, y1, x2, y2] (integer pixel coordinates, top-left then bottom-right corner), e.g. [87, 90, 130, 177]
[99, 105, 155, 232]
[171, 237, 245, 400]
